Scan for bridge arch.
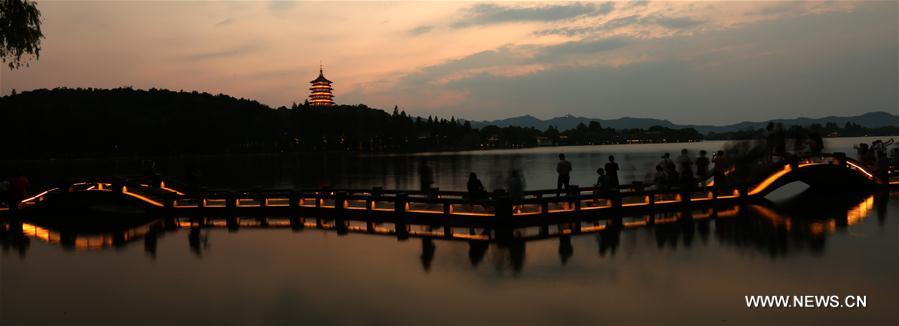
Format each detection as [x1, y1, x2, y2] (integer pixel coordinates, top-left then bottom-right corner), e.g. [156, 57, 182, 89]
[747, 157, 877, 197]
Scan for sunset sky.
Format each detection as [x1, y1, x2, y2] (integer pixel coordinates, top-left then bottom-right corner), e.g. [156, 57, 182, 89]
[2, 1, 897, 124]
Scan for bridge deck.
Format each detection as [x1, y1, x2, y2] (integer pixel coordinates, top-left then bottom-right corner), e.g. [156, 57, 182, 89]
[4, 153, 898, 222]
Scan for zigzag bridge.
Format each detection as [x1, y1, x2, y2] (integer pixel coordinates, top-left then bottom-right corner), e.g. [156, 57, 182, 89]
[4, 153, 897, 226]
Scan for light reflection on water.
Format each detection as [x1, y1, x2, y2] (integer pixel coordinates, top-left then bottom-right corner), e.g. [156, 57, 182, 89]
[1, 192, 897, 325]
[1, 137, 897, 325]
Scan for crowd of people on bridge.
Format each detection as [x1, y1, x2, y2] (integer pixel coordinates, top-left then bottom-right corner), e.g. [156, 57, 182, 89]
[442, 128, 897, 202]
[855, 138, 896, 183]
[561, 148, 728, 195]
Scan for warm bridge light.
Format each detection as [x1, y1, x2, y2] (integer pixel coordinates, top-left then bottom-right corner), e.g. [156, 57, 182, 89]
[749, 165, 792, 196]
[122, 186, 164, 207]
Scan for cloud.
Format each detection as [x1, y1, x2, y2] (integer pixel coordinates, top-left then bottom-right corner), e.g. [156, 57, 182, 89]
[185, 44, 260, 61]
[649, 16, 704, 29]
[361, 2, 896, 123]
[215, 17, 236, 27]
[627, 0, 651, 8]
[535, 14, 704, 37]
[394, 46, 531, 86]
[269, 1, 297, 12]
[408, 25, 433, 36]
[451, 2, 615, 28]
[537, 37, 630, 59]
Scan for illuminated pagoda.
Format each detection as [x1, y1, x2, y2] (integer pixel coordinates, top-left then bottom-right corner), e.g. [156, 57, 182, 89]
[308, 64, 335, 106]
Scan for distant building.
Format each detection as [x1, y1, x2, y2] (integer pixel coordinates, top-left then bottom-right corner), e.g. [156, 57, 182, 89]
[309, 65, 335, 106]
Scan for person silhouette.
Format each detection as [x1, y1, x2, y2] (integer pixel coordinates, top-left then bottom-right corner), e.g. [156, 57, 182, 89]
[660, 153, 679, 186]
[468, 240, 488, 267]
[653, 165, 669, 190]
[712, 150, 728, 187]
[604, 155, 620, 190]
[417, 158, 434, 193]
[556, 153, 571, 197]
[506, 169, 526, 201]
[466, 172, 487, 200]
[809, 132, 824, 155]
[594, 167, 610, 193]
[420, 238, 435, 272]
[559, 235, 573, 265]
[677, 149, 694, 189]
[696, 150, 710, 186]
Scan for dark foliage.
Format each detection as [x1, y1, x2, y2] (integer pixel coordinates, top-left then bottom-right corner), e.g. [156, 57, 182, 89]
[0, 0, 43, 69]
[705, 122, 899, 140]
[2, 87, 706, 159]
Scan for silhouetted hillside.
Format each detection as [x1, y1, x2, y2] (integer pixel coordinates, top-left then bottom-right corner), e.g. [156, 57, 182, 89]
[1, 87, 482, 158]
[471, 111, 899, 133]
[20, 87, 892, 159]
[470, 114, 677, 131]
[1, 88, 282, 158]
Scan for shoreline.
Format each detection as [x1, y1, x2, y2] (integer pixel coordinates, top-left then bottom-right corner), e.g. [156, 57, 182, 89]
[2, 135, 896, 163]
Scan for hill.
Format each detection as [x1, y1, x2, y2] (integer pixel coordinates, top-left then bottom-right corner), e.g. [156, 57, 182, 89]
[471, 112, 899, 133]
[0, 87, 480, 158]
[2, 87, 892, 159]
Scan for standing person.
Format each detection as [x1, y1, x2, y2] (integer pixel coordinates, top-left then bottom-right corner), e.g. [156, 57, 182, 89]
[658, 153, 673, 171]
[712, 150, 728, 187]
[466, 172, 487, 201]
[854, 143, 869, 164]
[556, 153, 572, 197]
[659, 153, 678, 185]
[652, 165, 669, 191]
[506, 169, 526, 201]
[809, 132, 824, 155]
[695, 150, 710, 186]
[593, 168, 610, 193]
[677, 149, 695, 188]
[604, 155, 620, 190]
[417, 158, 434, 193]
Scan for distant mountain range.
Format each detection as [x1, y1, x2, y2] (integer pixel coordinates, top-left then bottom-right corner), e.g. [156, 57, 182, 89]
[469, 111, 899, 134]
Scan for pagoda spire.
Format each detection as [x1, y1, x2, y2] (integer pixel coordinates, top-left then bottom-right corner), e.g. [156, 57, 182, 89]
[308, 63, 335, 106]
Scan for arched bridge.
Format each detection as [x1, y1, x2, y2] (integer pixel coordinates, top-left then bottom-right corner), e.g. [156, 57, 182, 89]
[4, 153, 896, 223]
[744, 153, 888, 197]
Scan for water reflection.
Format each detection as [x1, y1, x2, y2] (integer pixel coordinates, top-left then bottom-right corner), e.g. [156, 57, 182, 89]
[4, 138, 880, 195]
[2, 191, 887, 272]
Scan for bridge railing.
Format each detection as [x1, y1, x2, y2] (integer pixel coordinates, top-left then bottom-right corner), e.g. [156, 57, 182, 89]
[161, 182, 747, 220]
[8, 152, 892, 216]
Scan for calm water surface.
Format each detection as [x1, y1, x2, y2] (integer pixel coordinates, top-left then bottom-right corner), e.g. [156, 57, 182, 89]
[3, 137, 890, 191]
[2, 137, 897, 325]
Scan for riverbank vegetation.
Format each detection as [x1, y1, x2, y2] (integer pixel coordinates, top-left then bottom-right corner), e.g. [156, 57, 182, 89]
[2, 87, 895, 159]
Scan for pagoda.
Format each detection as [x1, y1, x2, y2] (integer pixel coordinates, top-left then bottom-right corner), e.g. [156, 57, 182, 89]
[308, 65, 335, 106]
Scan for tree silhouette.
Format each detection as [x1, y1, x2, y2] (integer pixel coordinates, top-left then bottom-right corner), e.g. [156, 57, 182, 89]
[0, 0, 43, 69]
[12, 87, 894, 159]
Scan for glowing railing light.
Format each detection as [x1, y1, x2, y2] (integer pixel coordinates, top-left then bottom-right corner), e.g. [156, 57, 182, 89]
[749, 165, 792, 195]
[122, 186, 164, 207]
[21, 189, 53, 203]
[160, 181, 184, 195]
[845, 161, 874, 180]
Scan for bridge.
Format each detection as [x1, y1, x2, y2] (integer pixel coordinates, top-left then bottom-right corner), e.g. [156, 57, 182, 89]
[3, 153, 897, 225]
[2, 194, 876, 268]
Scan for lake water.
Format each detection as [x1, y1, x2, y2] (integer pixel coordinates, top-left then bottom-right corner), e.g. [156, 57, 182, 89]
[3, 136, 890, 192]
[2, 136, 897, 325]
